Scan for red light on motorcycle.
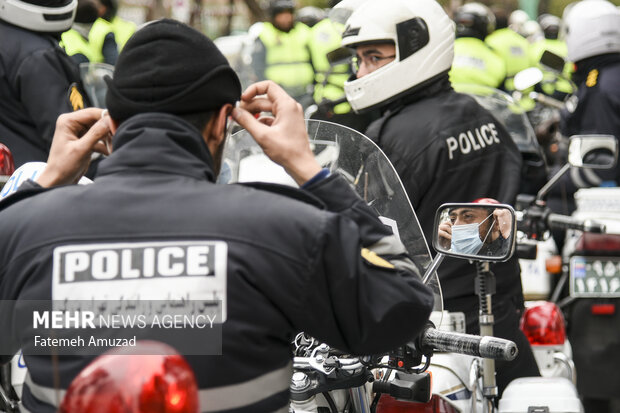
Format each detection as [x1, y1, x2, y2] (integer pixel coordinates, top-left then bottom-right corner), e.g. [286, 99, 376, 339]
[376, 394, 458, 413]
[545, 255, 562, 274]
[591, 304, 615, 315]
[520, 302, 566, 345]
[60, 341, 199, 413]
[576, 233, 620, 253]
[0, 143, 15, 181]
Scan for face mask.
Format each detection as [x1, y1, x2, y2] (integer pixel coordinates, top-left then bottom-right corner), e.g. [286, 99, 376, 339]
[451, 213, 493, 255]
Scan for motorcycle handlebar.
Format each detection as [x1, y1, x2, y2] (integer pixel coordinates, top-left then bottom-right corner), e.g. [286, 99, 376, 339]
[547, 213, 606, 233]
[421, 327, 518, 361]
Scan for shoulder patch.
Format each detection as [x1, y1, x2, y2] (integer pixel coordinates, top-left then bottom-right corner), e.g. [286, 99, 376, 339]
[68, 83, 85, 111]
[586, 69, 598, 88]
[361, 248, 395, 269]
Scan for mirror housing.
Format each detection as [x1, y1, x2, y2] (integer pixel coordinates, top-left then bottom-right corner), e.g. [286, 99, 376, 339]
[433, 203, 516, 262]
[513, 67, 544, 92]
[540, 50, 566, 73]
[567, 134, 618, 169]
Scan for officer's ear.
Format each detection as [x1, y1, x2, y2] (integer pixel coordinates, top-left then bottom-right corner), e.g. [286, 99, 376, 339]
[107, 116, 119, 135]
[203, 104, 232, 155]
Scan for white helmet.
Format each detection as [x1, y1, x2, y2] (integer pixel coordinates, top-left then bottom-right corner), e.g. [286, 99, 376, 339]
[508, 9, 529, 36]
[328, 0, 369, 25]
[0, 0, 77, 32]
[564, 0, 620, 62]
[341, 0, 454, 113]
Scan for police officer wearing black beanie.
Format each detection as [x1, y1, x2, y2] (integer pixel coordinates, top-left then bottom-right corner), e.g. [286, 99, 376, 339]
[0, 19, 434, 413]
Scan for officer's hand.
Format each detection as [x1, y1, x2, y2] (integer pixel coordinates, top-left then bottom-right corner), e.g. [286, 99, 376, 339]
[493, 208, 512, 239]
[232, 80, 321, 186]
[37, 108, 112, 188]
[438, 221, 452, 249]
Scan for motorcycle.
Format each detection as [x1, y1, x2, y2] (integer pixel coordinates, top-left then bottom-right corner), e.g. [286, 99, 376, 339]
[516, 134, 619, 411]
[222, 120, 580, 413]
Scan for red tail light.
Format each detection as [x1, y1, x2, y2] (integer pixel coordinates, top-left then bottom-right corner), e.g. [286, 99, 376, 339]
[0, 143, 15, 179]
[520, 302, 566, 345]
[376, 394, 459, 413]
[575, 233, 620, 254]
[60, 341, 199, 413]
[591, 304, 615, 315]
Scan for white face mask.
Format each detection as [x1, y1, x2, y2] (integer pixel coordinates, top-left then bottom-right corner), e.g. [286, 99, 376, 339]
[450, 213, 494, 255]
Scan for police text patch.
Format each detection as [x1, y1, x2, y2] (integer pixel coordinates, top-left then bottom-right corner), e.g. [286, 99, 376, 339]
[52, 241, 228, 320]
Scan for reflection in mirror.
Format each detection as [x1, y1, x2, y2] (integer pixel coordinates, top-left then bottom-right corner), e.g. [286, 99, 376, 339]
[568, 135, 618, 169]
[513, 67, 544, 92]
[434, 203, 516, 262]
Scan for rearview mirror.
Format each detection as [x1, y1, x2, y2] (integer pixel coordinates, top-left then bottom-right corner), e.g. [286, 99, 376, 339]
[568, 135, 618, 169]
[513, 67, 543, 92]
[433, 203, 516, 262]
[540, 50, 566, 73]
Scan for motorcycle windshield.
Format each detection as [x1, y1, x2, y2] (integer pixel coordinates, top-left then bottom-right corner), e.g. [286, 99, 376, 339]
[219, 119, 443, 313]
[454, 83, 545, 161]
[79, 62, 114, 109]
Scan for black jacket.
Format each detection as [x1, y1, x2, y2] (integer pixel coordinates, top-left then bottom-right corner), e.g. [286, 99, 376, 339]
[365, 76, 523, 302]
[0, 113, 434, 413]
[0, 21, 83, 167]
[558, 54, 620, 192]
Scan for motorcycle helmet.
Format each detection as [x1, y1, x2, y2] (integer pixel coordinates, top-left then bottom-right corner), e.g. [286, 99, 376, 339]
[454, 2, 496, 40]
[537, 13, 560, 40]
[564, 0, 620, 62]
[508, 9, 529, 36]
[328, 0, 369, 25]
[0, 0, 77, 32]
[521, 19, 543, 42]
[341, 0, 454, 113]
[269, 0, 295, 17]
[296, 6, 325, 27]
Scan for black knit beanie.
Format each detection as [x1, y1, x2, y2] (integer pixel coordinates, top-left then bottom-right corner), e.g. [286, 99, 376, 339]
[105, 19, 242, 122]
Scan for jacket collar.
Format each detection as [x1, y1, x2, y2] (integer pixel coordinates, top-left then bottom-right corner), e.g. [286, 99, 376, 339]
[97, 113, 216, 182]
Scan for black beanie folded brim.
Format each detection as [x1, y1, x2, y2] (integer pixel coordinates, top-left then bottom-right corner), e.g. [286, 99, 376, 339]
[105, 19, 242, 122]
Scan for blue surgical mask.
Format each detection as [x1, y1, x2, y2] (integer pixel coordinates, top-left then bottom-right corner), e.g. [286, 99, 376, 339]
[451, 213, 493, 255]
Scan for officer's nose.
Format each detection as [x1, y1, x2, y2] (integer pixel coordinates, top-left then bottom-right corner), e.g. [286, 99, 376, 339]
[356, 64, 370, 78]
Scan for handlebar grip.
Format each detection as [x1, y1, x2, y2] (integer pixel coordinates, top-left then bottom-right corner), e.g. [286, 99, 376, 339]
[421, 328, 518, 361]
[547, 213, 606, 233]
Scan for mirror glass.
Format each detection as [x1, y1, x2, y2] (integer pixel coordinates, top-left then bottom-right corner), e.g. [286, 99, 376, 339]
[540, 50, 566, 73]
[513, 67, 544, 92]
[433, 203, 516, 262]
[568, 135, 618, 169]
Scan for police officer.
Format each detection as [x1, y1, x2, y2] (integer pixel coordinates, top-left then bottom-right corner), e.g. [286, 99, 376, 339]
[251, 0, 315, 105]
[559, 0, 620, 192]
[61, 0, 119, 65]
[0, 19, 434, 413]
[485, 9, 533, 92]
[341, 0, 539, 395]
[450, 2, 507, 89]
[530, 14, 573, 98]
[0, 0, 86, 167]
[100, 0, 136, 49]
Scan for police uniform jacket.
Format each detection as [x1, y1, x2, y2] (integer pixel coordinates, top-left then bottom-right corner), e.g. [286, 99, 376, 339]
[559, 54, 620, 191]
[0, 113, 434, 413]
[365, 75, 523, 303]
[0, 21, 83, 167]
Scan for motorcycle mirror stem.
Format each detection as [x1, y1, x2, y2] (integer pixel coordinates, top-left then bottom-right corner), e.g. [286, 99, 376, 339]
[536, 134, 619, 202]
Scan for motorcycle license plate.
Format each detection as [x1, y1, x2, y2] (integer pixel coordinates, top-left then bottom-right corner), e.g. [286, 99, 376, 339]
[570, 256, 620, 297]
